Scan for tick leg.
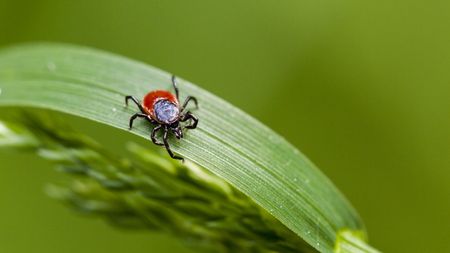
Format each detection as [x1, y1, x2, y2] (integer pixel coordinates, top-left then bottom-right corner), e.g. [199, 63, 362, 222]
[163, 126, 184, 161]
[129, 113, 148, 130]
[171, 75, 180, 101]
[181, 112, 198, 129]
[181, 96, 198, 111]
[151, 125, 164, 146]
[125, 95, 146, 114]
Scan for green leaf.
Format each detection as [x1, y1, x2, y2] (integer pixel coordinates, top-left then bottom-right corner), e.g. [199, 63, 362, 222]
[0, 43, 376, 252]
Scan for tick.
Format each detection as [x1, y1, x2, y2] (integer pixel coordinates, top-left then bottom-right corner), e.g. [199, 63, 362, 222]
[125, 75, 198, 161]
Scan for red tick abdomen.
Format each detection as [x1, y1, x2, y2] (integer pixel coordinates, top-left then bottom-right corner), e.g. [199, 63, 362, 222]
[142, 90, 179, 118]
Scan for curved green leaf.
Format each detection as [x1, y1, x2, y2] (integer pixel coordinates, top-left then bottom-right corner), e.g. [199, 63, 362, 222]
[0, 43, 371, 252]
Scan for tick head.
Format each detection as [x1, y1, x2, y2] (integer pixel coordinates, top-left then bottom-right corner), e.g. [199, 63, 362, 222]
[172, 124, 183, 139]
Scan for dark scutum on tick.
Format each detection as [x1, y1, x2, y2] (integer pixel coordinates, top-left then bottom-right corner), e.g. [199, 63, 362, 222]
[125, 75, 198, 161]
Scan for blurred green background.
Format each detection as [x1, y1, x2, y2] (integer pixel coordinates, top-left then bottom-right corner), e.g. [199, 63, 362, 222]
[1, 0, 449, 252]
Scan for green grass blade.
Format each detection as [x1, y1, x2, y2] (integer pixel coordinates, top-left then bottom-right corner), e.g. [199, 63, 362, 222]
[0, 43, 373, 252]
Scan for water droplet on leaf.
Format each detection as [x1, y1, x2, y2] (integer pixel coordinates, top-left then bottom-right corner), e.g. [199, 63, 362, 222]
[47, 62, 56, 71]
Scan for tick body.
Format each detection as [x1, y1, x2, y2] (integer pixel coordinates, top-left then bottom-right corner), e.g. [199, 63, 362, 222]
[125, 75, 198, 161]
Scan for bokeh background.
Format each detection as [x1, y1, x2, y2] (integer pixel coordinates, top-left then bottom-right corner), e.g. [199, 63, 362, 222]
[1, 1, 449, 252]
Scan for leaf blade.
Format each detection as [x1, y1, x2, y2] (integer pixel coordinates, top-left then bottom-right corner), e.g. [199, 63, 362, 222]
[0, 43, 365, 252]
